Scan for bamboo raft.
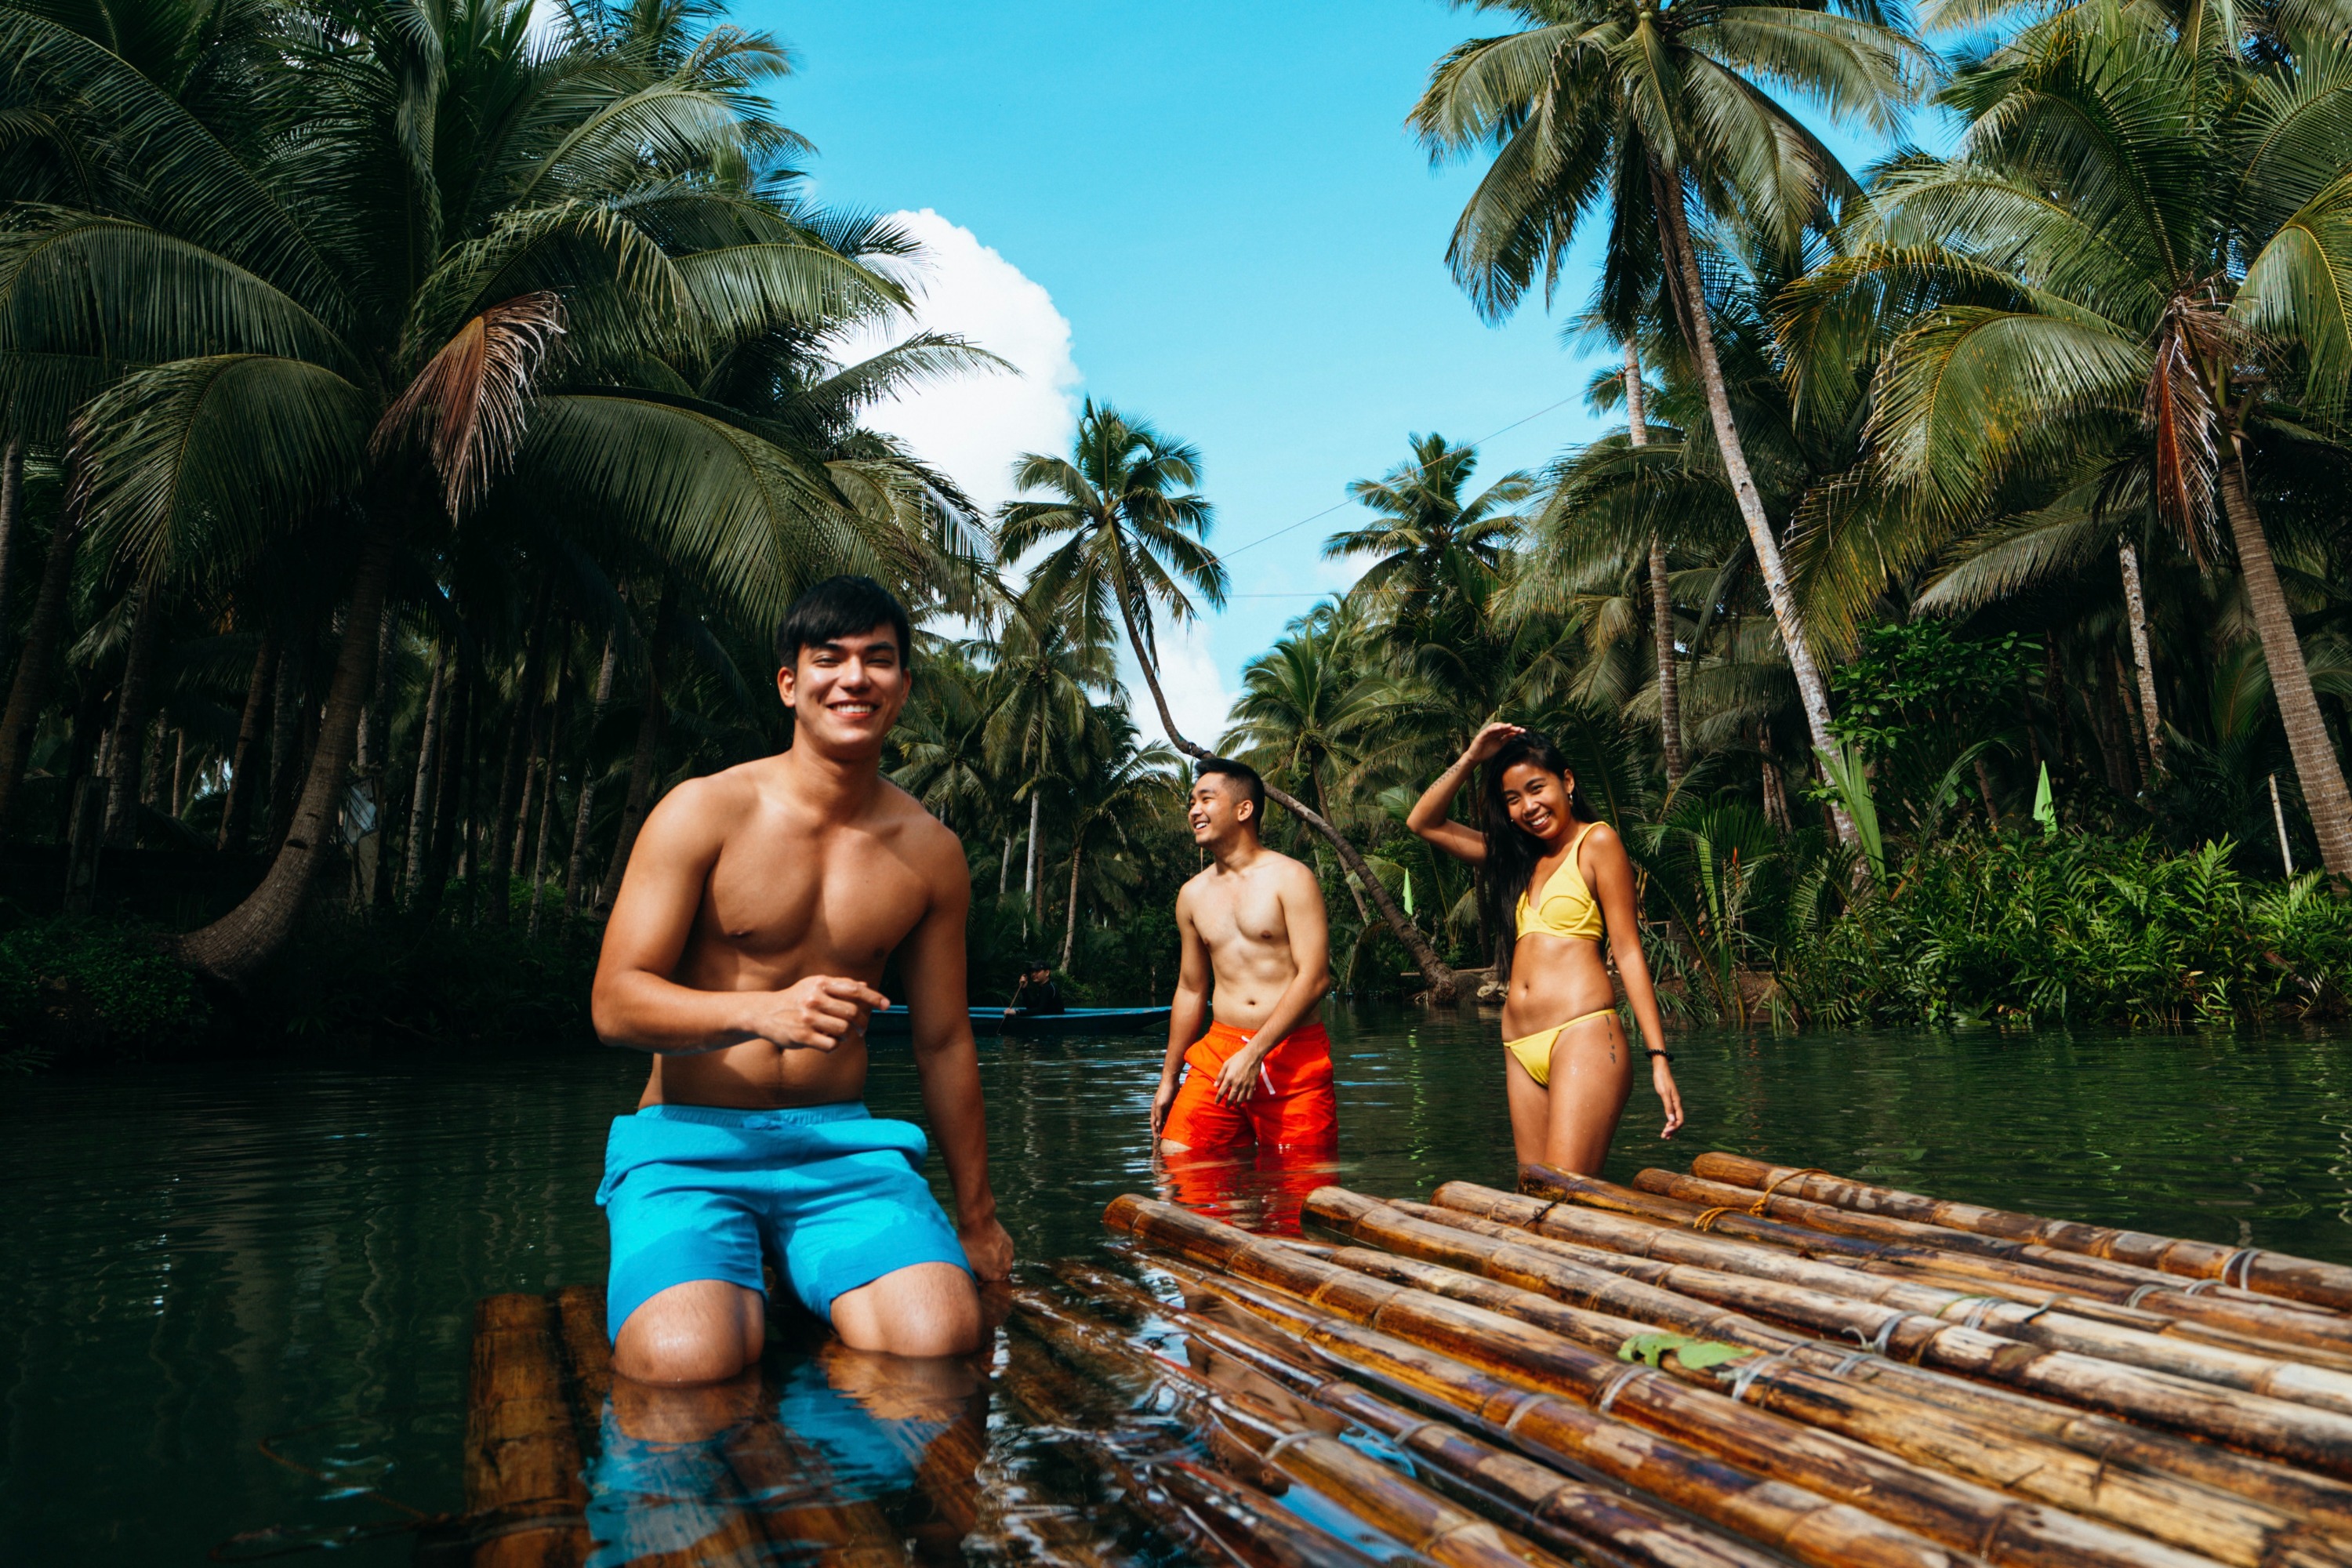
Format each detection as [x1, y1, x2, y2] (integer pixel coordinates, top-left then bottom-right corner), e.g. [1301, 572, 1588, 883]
[459, 1158, 2352, 1566]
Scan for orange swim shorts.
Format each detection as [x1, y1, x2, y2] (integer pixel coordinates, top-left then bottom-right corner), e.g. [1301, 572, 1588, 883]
[1160, 1019, 1338, 1153]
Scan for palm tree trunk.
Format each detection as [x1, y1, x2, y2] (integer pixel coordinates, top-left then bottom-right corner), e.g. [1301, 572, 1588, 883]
[0, 507, 80, 841]
[1061, 837, 1083, 970]
[1654, 166, 1852, 844]
[264, 639, 307, 854]
[176, 519, 398, 980]
[0, 437, 23, 626]
[401, 642, 447, 902]
[419, 650, 470, 915]
[1626, 342, 1686, 788]
[2219, 459, 2352, 883]
[598, 590, 674, 913]
[563, 627, 619, 915]
[1024, 789, 1040, 898]
[2117, 539, 2165, 776]
[528, 658, 567, 937]
[1108, 585, 1459, 1000]
[998, 836, 1012, 898]
[2112, 650, 2147, 794]
[103, 579, 167, 847]
[216, 629, 277, 852]
[170, 730, 187, 818]
[485, 583, 553, 924]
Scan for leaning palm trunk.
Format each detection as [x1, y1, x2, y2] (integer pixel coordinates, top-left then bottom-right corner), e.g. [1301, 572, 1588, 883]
[1110, 589, 1460, 1001]
[1626, 342, 1684, 788]
[2219, 459, 2352, 882]
[2117, 539, 2164, 776]
[0, 508, 81, 841]
[176, 519, 398, 980]
[1656, 171, 1853, 845]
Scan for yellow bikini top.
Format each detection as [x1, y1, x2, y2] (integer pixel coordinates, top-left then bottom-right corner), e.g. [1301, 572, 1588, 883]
[1514, 821, 1605, 942]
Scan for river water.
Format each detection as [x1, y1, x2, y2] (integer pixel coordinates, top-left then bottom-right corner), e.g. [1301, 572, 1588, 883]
[5, 1011, 2352, 1564]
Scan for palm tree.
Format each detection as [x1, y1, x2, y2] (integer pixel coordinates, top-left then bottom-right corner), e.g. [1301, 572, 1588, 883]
[1790, 4, 2352, 877]
[1323, 433, 1530, 651]
[1054, 717, 1181, 970]
[1410, 0, 1930, 841]
[983, 590, 1118, 924]
[1000, 402, 1466, 999]
[0, 0, 956, 972]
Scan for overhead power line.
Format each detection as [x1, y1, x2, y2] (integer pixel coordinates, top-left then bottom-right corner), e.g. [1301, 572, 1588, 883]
[1215, 393, 1585, 563]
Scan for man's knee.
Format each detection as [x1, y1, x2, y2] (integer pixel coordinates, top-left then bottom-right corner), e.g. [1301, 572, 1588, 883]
[612, 1279, 764, 1384]
[830, 1262, 982, 1357]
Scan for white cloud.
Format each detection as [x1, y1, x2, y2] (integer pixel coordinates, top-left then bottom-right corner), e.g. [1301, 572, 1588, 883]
[1121, 622, 1234, 754]
[846, 209, 1082, 515]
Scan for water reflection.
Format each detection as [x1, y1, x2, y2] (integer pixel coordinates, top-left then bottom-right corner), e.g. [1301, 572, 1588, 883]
[588, 1342, 987, 1567]
[8, 1017, 2352, 1564]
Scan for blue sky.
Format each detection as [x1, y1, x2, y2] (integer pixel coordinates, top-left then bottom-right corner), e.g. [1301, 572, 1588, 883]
[752, 0, 1913, 743]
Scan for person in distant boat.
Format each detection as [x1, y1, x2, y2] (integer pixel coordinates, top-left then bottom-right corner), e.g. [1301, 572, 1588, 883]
[1152, 759, 1337, 1160]
[1407, 723, 1683, 1174]
[590, 575, 1013, 1385]
[1002, 960, 1065, 1018]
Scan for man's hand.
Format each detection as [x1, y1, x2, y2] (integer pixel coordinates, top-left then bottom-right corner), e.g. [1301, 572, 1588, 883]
[960, 1214, 1014, 1281]
[745, 975, 887, 1050]
[1212, 1043, 1270, 1105]
[1150, 1073, 1181, 1136]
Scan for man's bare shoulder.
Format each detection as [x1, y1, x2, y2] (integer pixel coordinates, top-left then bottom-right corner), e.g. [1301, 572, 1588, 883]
[640, 766, 762, 848]
[1256, 848, 1323, 891]
[873, 779, 968, 884]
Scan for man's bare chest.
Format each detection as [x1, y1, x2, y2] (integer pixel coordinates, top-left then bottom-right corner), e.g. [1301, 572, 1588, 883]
[1196, 880, 1289, 951]
[698, 836, 928, 967]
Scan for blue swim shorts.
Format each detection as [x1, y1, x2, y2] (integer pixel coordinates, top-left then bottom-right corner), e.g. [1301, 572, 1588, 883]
[596, 1102, 971, 1341]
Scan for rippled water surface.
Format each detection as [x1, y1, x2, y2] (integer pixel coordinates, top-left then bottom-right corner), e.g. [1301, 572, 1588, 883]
[6, 1012, 2352, 1564]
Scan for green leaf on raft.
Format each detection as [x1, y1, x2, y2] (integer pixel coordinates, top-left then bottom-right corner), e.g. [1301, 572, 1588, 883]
[1616, 1333, 1757, 1371]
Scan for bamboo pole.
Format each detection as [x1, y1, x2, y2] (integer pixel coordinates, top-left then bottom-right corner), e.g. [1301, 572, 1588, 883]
[1526, 1167, 2352, 1420]
[1018, 1287, 1572, 1568]
[1634, 1167, 2352, 1356]
[1005, 1330, 1406, 1568]
[1058, 1262, 1783, 1568]
[464, 1293, 590, 1568]
[1439, 1180, 2352, 1477]
[1103, 1202, 1994, 1568]
[1690, 1154, 2352, 1313]
[1395, 1197, 2352, 1532]
[719, 1403, 909, 1568]
[1306, 1191, 2352, 1568]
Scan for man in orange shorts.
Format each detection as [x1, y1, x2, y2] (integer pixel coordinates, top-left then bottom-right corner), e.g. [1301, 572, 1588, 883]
[1151, 758, 1337, 1163]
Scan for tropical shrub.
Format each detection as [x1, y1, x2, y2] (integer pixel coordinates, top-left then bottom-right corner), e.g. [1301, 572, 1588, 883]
[0, 918, 212, 1063]
[1777, 833, 2352, 1029]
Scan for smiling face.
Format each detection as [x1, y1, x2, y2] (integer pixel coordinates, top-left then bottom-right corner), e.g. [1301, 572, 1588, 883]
[1187, 773, 1255, 847]
[776, 622, 910, 754]
[1500, 760, 1576, 846]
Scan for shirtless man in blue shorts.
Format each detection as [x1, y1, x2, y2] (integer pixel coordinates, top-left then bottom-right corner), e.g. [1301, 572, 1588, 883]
[590, 575, 1014, 1384]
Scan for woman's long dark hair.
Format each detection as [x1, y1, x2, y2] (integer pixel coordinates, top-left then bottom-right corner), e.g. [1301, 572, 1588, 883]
[1474, 730, 1599, 982]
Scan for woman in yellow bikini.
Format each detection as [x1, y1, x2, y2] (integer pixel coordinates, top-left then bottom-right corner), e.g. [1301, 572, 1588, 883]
[1406, 721, 1683, 1173]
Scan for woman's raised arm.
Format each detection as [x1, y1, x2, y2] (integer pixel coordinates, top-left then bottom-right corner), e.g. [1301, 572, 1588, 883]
[1405, 721, 1523, 864]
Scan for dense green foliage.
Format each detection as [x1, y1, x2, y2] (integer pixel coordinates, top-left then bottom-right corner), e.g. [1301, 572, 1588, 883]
[1783, 836, 2352, 1029]
[4, 0, 2352, 1057]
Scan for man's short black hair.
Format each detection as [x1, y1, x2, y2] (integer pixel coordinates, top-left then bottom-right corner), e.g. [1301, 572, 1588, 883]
[1196, 757, 1265, 823]
[775, 575, 912, 670]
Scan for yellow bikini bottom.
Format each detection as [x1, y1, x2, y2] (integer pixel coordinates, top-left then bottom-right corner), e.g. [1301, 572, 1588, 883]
[1502, 1008, 1620, 1087]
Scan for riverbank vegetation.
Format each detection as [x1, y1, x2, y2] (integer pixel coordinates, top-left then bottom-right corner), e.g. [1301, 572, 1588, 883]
[3, 0, 2351, 1063]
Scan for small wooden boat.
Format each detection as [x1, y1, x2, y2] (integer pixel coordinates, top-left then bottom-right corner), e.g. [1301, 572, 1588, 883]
[862, 1004, 1171, 1039]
